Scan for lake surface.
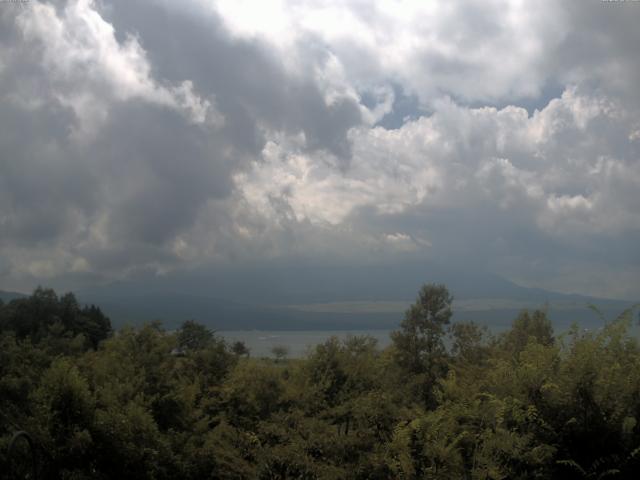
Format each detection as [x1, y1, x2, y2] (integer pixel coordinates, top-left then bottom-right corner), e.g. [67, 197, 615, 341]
[220, 329, 393, 358]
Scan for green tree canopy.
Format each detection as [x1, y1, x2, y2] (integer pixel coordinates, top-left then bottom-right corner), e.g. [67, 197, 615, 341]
[391, 283, 453, 407]
[177, 320, 215, 351]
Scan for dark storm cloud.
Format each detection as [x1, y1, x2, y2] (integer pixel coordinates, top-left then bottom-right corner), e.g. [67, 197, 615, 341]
[0, 89, 94, 246]
[90, 100, 233, 244]
[97, 0, 362, 159]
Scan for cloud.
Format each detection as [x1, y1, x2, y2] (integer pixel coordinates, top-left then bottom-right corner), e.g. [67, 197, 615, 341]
[238, 86, 640, 231]
[15, 0, 222, 140]
[1, 1, 230, 281]
[231, 86, 640, 297]
[211, 0, 568, 104]
[0, 0, 639, 299]
[95, 0, 364, 159]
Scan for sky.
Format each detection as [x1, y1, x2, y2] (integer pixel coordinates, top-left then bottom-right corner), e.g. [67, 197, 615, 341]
[0, 0, 639, 300]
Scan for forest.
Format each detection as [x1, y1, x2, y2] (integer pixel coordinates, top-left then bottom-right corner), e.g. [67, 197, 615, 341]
[1, 285, 640, 479]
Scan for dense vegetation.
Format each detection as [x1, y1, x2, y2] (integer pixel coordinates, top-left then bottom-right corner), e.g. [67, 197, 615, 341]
[1, 285, 639, 479]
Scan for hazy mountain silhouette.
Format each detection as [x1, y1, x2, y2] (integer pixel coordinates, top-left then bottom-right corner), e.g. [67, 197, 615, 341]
[0, 290, 27, 303]
[74, 262, 636, 331]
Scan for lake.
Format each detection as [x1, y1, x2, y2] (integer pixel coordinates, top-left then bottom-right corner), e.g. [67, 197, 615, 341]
[219, 329, 393, 358]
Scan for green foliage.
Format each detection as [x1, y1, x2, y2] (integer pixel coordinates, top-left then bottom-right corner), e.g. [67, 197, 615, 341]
[32, 358, 97, 478]
[1, 286, 640, 479]
[271, 345, 290, 362]
[223, 360, 285, 428]
[450, 320, 491, 366]
[178, 319, 215, 351]
[0, 287, 111, 351]
[392, 284, 453, 372]
[500, 309, 554, 357]
[231, 340, 250, 357]
[391, 283, 453, 407]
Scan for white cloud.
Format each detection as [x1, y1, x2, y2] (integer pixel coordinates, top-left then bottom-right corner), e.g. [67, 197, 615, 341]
[229, 84, 640, 297]
[15, 0, 222, 139]
[210, 0, 568, 104]
[1, 0, 639, 299]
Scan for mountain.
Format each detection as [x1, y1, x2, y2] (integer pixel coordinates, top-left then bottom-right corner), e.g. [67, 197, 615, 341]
[0, 289, 27, 303]
[75, 263, 637, 331]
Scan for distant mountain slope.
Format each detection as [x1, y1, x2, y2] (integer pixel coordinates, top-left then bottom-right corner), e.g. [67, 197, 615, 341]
[79, 261, 625, 305]
[0, 290, 27, 303]
[76, 263, 637, 331]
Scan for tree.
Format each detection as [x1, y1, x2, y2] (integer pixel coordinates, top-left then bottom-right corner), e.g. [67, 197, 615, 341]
[231, 340, 250, 357]
[0, 288, 111, 352]
[271, 345, 290, 362]
[449, 321, 490, 366]
[391, 283, 453, 407]
[79, 304, 112, 349]
[33, 358, 96, 478]
[223, 361, 284, 428]
[501, 309, 554, 356]
[177, 320, 214, 351]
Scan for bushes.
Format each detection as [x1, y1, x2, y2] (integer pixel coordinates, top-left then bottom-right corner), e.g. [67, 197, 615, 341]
[1, 286, 639, 479]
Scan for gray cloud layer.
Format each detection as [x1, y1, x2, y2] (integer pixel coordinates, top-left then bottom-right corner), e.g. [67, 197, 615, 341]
[1, 0, 639, 299]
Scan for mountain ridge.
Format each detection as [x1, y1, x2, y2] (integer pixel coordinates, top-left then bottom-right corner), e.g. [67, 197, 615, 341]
[73, 263, 637, 331]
